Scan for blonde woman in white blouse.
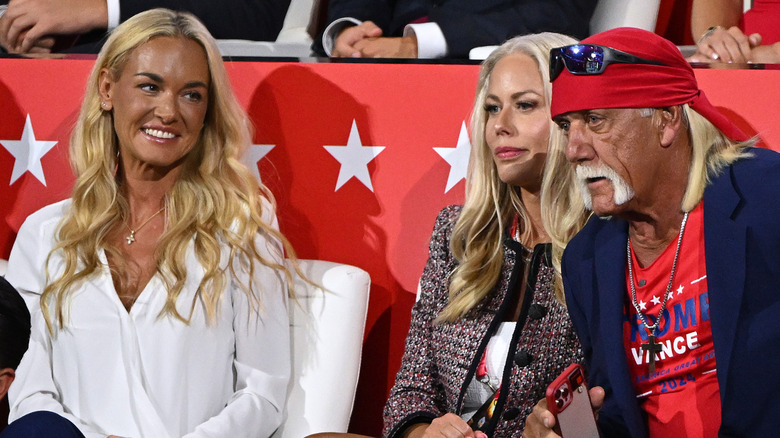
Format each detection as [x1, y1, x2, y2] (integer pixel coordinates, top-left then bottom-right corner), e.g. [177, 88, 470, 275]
[4, 9, 297, 438]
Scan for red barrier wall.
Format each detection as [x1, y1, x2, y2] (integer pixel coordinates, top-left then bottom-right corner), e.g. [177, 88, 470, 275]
[1, 59, 778, 435]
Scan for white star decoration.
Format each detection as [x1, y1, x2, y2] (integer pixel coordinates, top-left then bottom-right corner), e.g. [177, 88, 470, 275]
[324, 120, 385, 192]
[242, 143, 275, 182]
[651, 295, 661, 305]
[638, 300, 647, 311]
[433, 121, 471, 193]
[677, 285, 685, 295]
[0, 114, 58, 186]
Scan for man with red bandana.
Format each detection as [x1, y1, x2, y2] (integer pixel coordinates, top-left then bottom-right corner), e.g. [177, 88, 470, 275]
[523, 27, 780, 437]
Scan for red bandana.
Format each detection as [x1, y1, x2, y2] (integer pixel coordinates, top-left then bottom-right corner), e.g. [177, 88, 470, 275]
[550, 27, 748, 142]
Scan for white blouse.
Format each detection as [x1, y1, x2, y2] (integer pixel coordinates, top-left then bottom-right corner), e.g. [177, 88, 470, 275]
[6, 199, 290, 438]
[462, 322, 517, 420]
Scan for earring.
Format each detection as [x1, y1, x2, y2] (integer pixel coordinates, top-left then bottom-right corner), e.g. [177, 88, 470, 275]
[101, 101, 109, 110]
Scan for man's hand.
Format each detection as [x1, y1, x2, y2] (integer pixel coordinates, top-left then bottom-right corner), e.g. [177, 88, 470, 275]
[332, 20, 383, 57]
[689, 25, 761, 63]
[522, 386, 605, 438]
[404, 413, 488, 438]
[747, 43, 780, 64]
[0, 27, 57, 54]
[352, 35, 417, 58]
[0, 0, 108, 53]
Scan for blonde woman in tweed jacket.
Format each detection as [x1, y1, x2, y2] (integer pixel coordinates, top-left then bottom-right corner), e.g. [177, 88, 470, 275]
[383, 33, 590, 438]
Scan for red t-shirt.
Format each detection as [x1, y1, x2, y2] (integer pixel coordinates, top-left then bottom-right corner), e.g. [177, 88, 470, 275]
[623, 202, 721, 437]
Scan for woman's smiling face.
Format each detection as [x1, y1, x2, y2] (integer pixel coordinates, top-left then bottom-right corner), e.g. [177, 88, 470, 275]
[100, 36, 210, 177]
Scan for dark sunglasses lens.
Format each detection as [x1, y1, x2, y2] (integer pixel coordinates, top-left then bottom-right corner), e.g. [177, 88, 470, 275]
[562, 45, 606, 75]
[550, 51, 565, 81]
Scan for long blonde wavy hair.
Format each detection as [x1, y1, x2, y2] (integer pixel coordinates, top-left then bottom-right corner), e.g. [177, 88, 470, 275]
[43, 9, 299, 330]
[439, 33, 586, 322]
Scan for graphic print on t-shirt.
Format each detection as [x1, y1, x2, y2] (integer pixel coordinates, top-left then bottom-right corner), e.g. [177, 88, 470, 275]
[623, 203, 721, 437]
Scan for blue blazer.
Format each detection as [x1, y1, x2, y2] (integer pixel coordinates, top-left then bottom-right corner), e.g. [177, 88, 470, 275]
[562, 147, 780, 437]
[119, 0, 291, 41]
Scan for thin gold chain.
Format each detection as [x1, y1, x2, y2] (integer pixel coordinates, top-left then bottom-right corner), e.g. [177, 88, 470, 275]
[124, 207, 165, 245]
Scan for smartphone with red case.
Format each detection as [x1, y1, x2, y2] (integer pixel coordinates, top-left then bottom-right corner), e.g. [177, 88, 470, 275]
[545, 363, 600, 438]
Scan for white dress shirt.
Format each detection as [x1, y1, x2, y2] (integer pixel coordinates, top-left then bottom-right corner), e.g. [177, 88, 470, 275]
[461, 321, 516, 420]
[6, 199, 290, 438]
[322, 17, 448, 58]
[105, 0, 120, 30]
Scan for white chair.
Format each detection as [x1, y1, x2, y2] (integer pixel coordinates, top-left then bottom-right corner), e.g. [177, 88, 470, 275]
[468, 45, 500, 60]
[275, 0, 317, 44]
[217, 0, 318, 57]
[272, 259, 371, 438]
[469, 0, 663, 60]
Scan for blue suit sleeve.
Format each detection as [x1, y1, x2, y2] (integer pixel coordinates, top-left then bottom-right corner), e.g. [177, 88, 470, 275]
[119, 0, 292, 41]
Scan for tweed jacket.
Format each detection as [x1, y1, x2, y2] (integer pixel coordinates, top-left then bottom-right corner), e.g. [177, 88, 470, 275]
[383, 205, 582, 437]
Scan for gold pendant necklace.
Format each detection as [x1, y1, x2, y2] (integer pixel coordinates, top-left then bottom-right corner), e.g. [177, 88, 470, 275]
[124, 207, 165, 245]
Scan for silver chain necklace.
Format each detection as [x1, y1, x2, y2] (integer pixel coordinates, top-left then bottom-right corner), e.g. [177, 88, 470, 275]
[626, 211, 689, 373]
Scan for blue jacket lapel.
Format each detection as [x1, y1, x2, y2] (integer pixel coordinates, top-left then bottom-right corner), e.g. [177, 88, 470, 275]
[702, 164, 746, 404]
[594, 219, 649, 437]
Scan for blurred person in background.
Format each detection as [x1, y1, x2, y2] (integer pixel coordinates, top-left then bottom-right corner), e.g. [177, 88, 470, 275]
[314, 0, 598, 59]
[0, 277, 29, 402]
[0, 0, 291, 54]
[688, 0, 780, 63]
[0, 277, 72, 438]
